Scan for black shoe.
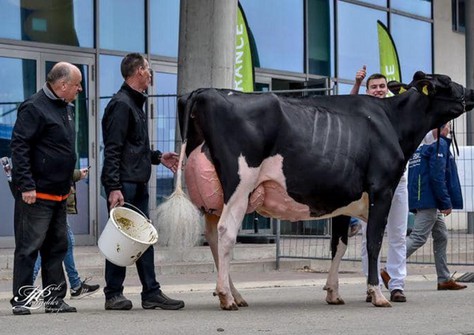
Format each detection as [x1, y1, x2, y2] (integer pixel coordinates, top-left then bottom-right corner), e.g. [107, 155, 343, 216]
[12, 305, 31, 315]
[45, 299, 77, 313]
[70, 279, 100, 299]
[105, 294, 133, 310]
[390, 289, 407, 302]
[142, 291, 185, 310]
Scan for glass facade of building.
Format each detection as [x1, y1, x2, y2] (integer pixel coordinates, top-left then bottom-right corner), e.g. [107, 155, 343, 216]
[0, 0, 435, 243]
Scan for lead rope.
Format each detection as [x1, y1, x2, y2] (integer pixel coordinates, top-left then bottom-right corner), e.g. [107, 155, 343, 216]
[451, 119, 459, 157]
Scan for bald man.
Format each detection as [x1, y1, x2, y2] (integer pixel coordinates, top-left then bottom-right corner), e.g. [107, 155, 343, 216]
[10, 62, 82, 315]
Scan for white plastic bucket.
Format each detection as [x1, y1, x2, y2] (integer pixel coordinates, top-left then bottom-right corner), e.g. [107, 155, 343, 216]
[98, 205, 158, 267]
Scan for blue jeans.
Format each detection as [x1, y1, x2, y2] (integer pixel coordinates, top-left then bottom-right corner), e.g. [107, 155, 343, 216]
[103, 182, 161, 301]
[11, 197, 68, 306]
[33, 220, 81, 290]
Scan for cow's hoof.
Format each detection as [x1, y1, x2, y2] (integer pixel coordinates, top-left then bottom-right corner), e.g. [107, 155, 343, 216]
[235, 299, 248, 307]
[221, 303, 239, 311]
[326, 298, 345, 305]
[217, 292, 239, 310]
[372, 299, 392, 307]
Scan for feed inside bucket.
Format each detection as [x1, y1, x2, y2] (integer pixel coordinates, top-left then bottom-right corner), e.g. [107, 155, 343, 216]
[98, 206, 158, 267]
[113, 208, 158, 244]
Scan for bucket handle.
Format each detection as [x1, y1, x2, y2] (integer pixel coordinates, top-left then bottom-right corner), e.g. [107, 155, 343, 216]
[113, 202, 151, 223]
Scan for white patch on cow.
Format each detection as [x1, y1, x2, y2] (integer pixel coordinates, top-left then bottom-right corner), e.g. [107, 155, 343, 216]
[342, 122, 353, 177]
[321, 112, 332, 156]
[245, 153, 369, 221]
[367, 284, 391, 307]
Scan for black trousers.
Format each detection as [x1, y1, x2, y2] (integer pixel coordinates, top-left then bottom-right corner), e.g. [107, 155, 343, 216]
[11, 197, 68, 306]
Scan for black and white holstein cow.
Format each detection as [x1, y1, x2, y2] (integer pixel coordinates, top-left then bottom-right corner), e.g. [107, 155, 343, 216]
[177, 72, 474, 310]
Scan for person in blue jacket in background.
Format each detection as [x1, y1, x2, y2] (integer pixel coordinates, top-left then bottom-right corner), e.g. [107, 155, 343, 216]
[407, 122, 467, 291]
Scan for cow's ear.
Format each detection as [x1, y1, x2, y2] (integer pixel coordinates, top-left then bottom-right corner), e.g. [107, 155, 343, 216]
[413, 71, 426, 81]
[387, 80, 409, 95]
[414, 79, 435, 96]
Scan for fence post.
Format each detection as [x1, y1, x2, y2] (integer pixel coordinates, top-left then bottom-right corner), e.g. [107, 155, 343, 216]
[275, 218, 281, 270]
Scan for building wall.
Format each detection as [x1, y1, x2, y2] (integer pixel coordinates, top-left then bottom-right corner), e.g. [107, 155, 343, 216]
[433, 0, 466, 83]
[433, 0, 467, 230]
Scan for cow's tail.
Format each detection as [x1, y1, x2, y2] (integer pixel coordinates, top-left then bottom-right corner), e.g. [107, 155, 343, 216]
[179, 88, 203, 145]
[155, 92, 203, 248]
[155, 140, 202, 248]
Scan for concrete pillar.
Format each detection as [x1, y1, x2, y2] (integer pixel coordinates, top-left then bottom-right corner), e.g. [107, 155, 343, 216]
[177, 0, 238, 96]
[466, 1, 474, 233]
[466, 2, 474, 92]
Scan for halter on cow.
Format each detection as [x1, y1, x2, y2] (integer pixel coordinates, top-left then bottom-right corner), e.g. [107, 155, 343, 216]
[177, 71, 474, 310]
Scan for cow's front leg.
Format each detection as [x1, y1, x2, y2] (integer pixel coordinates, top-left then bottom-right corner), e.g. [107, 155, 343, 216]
[324, 215, 350, 305]
[205, 214, 248, 308]
[366, 191, 392, 307]
[216, 160, 259, 310]
[216, 202, 248, 310]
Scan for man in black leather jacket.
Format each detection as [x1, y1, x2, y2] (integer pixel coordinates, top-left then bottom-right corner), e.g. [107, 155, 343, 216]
[101, 53, 183, 311]
[10, 62, 82, 315]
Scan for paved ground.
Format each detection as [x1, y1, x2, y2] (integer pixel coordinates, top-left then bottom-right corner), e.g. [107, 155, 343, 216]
[1, 245, 474, 334]
[0, 268, 473, 335]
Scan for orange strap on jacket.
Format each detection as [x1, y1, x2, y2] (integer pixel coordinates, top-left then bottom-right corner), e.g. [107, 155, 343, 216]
[36, 192, 70, 202]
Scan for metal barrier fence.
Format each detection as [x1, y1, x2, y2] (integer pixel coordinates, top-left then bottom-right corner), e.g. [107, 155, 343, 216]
[276, 217, 474, 269]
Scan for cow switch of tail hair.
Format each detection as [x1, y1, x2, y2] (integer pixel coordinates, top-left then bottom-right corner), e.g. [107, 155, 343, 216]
[173, 71, 474, 310]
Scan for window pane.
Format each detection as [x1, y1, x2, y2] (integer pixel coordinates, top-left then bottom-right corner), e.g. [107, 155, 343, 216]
[391, 0, 432, 18]
[390, 14, 432, 82]
[150, 0, 180, 57]
[0, 56, 36, 237]
[99, 0, 145, 52]
[0, 57, 36, 157]
[308, 0, 331, 76]
[337, 1, 386, 80]
[99, 55, 124, 118]
[0, 0, 94, 47]
[239, 0, 304, 73]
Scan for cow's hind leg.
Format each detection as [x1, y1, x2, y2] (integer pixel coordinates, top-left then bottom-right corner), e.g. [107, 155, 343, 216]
[204, 214, 248, 307]
[324, 215, 350, 305]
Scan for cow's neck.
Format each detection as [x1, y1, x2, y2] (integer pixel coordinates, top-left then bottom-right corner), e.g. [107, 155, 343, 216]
[386, 89, 432, 162]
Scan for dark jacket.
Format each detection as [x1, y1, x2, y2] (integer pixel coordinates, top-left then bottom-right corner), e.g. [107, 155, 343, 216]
[101, 83, 161, 193]
[10, 86, 76, 196]
[408, 136, 463, 211]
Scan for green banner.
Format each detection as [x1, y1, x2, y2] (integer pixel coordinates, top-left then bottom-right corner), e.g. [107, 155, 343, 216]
[377, 20, 401, 83]
[234, 2, 254, 92]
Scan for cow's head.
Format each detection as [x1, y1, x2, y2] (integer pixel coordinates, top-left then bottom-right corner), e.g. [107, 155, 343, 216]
[389, 71, 474, 128]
